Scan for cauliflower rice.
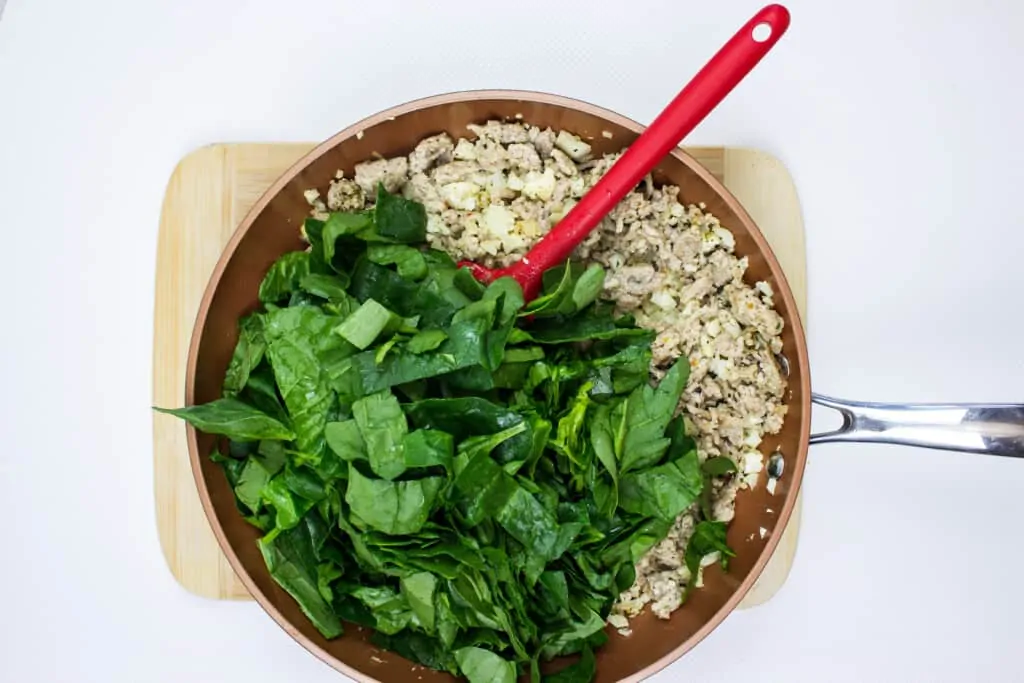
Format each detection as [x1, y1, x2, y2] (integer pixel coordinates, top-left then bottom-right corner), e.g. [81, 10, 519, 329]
[304, 120, 788, 629]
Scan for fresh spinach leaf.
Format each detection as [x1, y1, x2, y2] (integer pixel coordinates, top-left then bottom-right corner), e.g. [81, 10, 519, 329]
[332, 315, 489, 399]
[154, 398, 294, 441]
[322, 211, 372, 264]
[349, 260, 456, 328]
[262, 474, 315, 529]
[353, 392, 408, 480]
[239, 365, 289, 424]
[618, 450, 702, 522]
[453, 268, 487, 301]
[299, 272, 352, 303]
[544, 647, 596, 683]
[403, 429, 454, 473]
[421, 251, 474, 310]
[619, 360, 689, 474]
[455, 646, 516, 683]
[503, 347, 544, 364]
[334, 298, 400, 350]
[264, 306, 349, 460]
[371, 630, 458, 675]
[258, 251, 311, 304]
[234, 449, 286, 513]
[258, 514, 342, 638]
[350, 585, 417, 634]
[452, 437, 520, 524]
[523, 312, 652, 345]
[570, 265, 605, 312]
[401, 571, 438, 632]
[324, 419, 365, 462]
[345, 465, 443, 535]
[223, 313, 266, 396]
[598, 518, 673, 567]
[665, 414, 697, 463]
[589, 401, 624, 512]
[407, 329, 448, 354]
[684, 520, 736, 591]
[521, 261, 575, 318]
[702, 456, 738, 476]
[374, 183, 428, 243]
[405, 397, 532, 465]
[368, 244, 428, 280]
[538, 605, 606, 659]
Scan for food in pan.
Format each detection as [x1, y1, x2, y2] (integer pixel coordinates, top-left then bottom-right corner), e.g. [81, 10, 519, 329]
[158, 120, 787, 682]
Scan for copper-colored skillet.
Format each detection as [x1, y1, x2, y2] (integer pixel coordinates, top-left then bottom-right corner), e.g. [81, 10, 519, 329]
[181, 4, 1024, 683]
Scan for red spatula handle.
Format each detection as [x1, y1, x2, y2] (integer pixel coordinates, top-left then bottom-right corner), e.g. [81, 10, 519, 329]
[501, 4, 790, 293]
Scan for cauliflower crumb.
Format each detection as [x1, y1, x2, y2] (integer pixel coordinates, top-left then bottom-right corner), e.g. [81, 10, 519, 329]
[521, 168, 556, 201]
[554, 130, 593, 161]
[440, 181, 480, 210]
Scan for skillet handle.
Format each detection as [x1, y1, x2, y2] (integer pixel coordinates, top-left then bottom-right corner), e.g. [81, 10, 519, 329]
[810, 394, 1024, 457]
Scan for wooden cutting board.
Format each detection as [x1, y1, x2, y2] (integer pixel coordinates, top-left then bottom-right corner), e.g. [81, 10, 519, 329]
[153, 143, 807, 606]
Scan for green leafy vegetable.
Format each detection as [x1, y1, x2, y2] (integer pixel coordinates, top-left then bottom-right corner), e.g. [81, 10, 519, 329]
[350, 260, 456, 328]
[619, 450, 703, 521]
[239, 365, 289, 424]
[456, 646, 517, 683]
[324, 419, 365, 461]
[374, 183, 428, 243]
[299, 272, 352, 302]
[368, 244, 429, 280]
[702, 456, 738, 476]
[401, 572, 438, 632]
[263, 306, 350, 460]
[223, 313, 266, 396]
[683, 520, 736, 596]
[345, 465, 443, 535]
[545, 647, 596, 683]
[407, 329, 448, 354]
[335, 298, 399, 350]
[258, 251, 311, 303]
[619, 361, 689, 474]
[153, 186, 733, 683]
[402, 429, 454, 472]
[354, 392, 407, 480]
[323, 211, 373, 264]
[570, 265, 605, 312]
[258, 515, 342, 638]
[154, 398, 294, 441]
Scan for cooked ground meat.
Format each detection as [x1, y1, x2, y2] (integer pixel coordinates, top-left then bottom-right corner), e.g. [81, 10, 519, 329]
[304, 120, 788, 627]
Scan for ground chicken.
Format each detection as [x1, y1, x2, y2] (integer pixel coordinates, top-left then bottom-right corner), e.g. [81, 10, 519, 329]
[407, 132, 454, 174]
[325, 176, 364, 212]
[353, 157, 408, 195]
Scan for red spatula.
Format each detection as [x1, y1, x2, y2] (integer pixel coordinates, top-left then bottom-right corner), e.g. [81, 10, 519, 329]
[459, 4, 791, 300]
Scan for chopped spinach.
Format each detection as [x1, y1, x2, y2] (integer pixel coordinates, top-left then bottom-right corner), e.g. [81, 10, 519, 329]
[155, 186, 736, 683]
[683, 520, 736, 598]
[258, 251, 311, 304]
[374, 183, 428, 243]
[222, 313, 266, 396]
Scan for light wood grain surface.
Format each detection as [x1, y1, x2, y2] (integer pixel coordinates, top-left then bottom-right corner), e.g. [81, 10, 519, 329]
[152, 143, 806, 605]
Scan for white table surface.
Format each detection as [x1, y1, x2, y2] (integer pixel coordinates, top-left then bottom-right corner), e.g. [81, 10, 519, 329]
[2, 1, 1022, 681]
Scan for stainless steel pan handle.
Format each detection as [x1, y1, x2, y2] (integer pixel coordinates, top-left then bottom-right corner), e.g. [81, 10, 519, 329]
[810, 394, 1024, 457]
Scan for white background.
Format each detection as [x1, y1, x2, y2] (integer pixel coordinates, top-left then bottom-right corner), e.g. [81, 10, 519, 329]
[1, 1, 1022, 681]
